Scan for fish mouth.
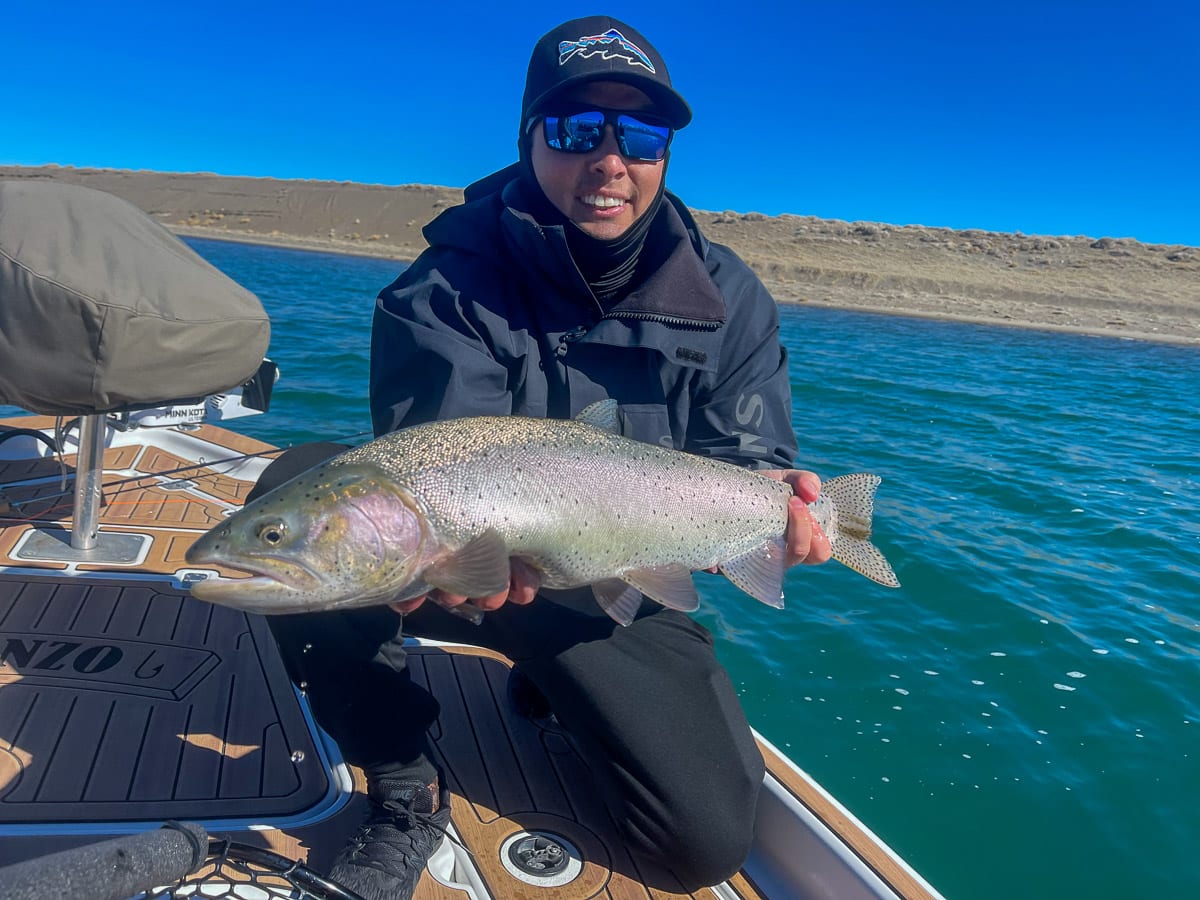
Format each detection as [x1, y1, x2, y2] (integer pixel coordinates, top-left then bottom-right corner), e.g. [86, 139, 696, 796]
[187, 555, 323, 601]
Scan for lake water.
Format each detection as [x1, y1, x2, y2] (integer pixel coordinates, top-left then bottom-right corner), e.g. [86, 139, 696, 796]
[20, 235, 1200, 899]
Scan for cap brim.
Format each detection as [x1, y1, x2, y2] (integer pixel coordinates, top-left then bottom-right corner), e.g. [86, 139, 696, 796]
[526, 73, 692, 130]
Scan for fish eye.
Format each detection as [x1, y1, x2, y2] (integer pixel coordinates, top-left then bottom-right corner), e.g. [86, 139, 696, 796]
[257, 522, 287, 546]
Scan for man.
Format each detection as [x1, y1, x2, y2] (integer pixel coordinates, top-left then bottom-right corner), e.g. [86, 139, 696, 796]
[261, 15, 830, 898]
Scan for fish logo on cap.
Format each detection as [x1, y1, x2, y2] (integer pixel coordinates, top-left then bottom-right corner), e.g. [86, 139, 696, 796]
[558, 28, 656, 73]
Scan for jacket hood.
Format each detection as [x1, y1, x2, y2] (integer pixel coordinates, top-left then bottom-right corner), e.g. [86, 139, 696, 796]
[434, 164, 712, 265]
[420, 166, 727, 330]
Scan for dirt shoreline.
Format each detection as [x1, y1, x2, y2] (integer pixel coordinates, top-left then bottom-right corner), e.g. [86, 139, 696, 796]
[5, 164, 1197, 346]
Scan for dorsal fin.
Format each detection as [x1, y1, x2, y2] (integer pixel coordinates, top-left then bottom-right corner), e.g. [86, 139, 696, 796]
[574, 399, 620, 433]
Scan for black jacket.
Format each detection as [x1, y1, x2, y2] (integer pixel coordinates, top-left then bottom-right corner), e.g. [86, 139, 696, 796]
[369, 171, 797, 470]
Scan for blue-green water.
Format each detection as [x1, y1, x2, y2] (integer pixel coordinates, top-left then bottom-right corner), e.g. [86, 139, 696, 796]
[46, 237, 1200, 898]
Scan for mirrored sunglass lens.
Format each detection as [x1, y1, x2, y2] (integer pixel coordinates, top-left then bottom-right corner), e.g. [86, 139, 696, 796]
[545, 112, 605, 152]
[617, 116, 670, 160]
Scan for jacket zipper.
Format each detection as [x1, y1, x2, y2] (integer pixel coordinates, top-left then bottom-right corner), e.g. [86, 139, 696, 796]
[555, 325, 589, 358]
[598, 311, 722, 331]
[557, 311, 721, 359]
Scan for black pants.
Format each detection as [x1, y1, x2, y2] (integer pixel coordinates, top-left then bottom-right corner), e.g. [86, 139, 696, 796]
[253, 445, 765, 890]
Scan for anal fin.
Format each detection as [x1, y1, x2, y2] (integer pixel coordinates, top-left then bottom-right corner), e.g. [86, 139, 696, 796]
[720, 537, 786, 608]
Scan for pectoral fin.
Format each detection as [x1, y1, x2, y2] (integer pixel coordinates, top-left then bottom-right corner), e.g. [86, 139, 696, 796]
[424, 529, 511, 598]
[431, 597, 486, 625]
[620, 564, 700, 613]
[720, 537, 786, 608]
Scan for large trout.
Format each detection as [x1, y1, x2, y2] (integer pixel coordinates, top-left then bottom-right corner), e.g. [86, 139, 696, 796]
[186, 401, 900, 624]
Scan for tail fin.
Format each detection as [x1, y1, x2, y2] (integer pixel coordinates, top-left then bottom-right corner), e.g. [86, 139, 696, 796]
[820, 474, 901, 588]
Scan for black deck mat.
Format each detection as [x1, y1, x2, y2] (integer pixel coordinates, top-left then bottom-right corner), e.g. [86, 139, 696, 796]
[0, 574, 329, 824]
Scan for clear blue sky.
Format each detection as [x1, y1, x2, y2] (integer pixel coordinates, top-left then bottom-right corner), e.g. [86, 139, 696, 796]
[5, 1, 1197, 246]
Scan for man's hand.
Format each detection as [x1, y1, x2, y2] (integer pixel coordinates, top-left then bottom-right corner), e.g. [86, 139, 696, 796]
[389, 558, 541, 616]
[760, 469, 832, 568]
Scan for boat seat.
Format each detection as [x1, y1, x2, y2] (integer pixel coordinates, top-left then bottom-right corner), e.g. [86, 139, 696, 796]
[0, 179, 272, 556]
[0, 179, 270, 418]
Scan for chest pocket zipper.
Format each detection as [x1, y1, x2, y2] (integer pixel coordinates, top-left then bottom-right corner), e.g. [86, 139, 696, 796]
[555, 325, 589, 359]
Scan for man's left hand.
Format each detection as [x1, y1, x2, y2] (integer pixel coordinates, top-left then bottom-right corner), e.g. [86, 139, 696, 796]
[760, 469, 832, 568]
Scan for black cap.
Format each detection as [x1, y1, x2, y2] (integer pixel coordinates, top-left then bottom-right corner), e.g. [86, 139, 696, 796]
[521, 16, 692, 130]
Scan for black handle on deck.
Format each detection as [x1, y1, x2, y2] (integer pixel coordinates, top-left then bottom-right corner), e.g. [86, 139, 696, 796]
[0, 821, 208, 900]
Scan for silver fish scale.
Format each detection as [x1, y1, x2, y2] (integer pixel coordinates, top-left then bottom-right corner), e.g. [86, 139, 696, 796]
[335, 415, 792, 586]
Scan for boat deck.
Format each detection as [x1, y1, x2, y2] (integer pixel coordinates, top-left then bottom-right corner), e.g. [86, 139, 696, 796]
[0, 571, 762, 897]
[0, 417, 767, 897]
[0, 415, 938, 899]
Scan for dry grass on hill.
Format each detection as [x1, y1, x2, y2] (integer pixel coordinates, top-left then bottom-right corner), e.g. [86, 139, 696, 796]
[4, 165, 1196, 345]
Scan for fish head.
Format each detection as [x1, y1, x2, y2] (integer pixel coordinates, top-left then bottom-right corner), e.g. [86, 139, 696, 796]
[185, 461, 429, 613]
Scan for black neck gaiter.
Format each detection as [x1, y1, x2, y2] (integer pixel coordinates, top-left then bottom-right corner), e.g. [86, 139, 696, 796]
[518, 138, 667, 306]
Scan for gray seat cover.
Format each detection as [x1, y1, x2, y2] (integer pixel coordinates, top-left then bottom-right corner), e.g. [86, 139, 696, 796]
[0, 180, 269, 415]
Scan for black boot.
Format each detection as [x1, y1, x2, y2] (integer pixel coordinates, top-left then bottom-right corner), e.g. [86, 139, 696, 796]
[327, 777, 452, 900]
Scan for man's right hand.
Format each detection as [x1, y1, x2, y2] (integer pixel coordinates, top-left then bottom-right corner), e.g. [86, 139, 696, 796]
[389, 558, 541, 616]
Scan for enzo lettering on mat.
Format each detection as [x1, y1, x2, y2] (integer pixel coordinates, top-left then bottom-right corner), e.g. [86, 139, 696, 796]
[0, 637, 123, 674]
[0, 632, 219, 699]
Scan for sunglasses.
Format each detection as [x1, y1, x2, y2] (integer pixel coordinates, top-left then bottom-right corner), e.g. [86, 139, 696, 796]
[533, 108, 672, 162]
